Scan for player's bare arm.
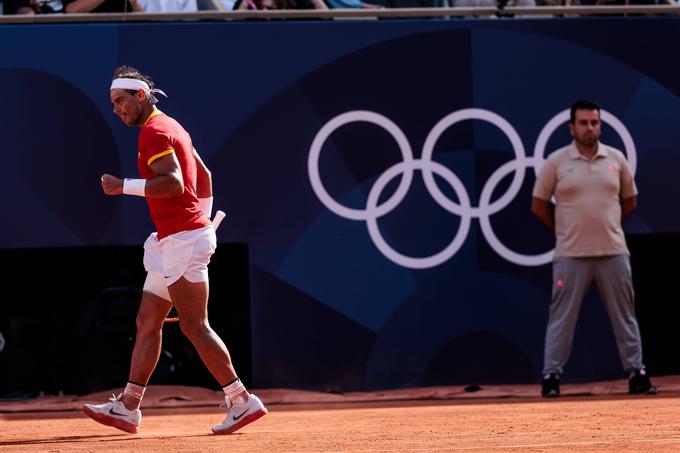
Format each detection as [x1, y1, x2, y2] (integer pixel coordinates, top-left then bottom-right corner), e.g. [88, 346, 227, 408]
[193, 148, 212, 198]
[100, 153, 184, 197]
[147, 152, 184, 197]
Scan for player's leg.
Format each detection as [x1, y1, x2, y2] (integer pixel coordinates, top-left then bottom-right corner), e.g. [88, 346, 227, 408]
[166, 225, 266, 433]
[169, 276, 267, 434]
[125, 289, 173, 406]
[123, 231, 173, 410]
[83, 273, 172, 433]
[169, 277, 236, 383]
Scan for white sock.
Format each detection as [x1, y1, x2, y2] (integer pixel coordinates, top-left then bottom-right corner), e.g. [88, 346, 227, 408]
[222, 378, 248, 406]
[123, 382, 146, 411]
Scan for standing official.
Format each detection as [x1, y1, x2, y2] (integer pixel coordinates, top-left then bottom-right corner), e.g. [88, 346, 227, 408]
[532, 100, 656, 397]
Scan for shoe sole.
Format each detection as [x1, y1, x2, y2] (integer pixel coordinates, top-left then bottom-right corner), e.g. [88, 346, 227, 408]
[212, 408, 268, 435]
[83, 405, 139, 434]
[629, 387, 658, 395]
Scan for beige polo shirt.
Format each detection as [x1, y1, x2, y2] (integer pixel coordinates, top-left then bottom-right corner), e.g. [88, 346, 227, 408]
[532, 141, 637, 257]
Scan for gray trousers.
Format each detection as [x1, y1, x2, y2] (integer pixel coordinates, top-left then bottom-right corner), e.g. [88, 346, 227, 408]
[542, 254, 644, 376]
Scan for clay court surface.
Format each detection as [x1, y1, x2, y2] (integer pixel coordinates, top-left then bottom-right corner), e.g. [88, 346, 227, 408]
[3, 377, 680, 452]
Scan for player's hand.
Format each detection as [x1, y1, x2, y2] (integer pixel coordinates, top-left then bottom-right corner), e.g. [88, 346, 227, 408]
[101, 174, 124, 195]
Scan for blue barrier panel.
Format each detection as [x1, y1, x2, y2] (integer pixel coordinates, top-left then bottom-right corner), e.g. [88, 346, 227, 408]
[2, 17, 679, 390]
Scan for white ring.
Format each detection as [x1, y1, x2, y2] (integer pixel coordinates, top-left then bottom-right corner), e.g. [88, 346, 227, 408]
[308, 110, 414, 221]
[478, 158, 554, 266]
[421, 108, 526, 217]
[365, 160, 472, 269]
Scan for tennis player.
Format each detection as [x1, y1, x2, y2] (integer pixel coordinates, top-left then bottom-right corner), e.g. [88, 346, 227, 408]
[83, 65, 266, 435]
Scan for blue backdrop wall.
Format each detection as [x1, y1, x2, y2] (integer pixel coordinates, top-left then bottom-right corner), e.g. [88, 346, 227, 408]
[1, 17, 679, 391]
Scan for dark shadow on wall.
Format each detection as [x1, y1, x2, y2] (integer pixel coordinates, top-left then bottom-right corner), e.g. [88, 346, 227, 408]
[0, 68, 120, 247]
[423, 331, 536, 386]
[628, 233, 680, 378]
[0, 244, 251, 398]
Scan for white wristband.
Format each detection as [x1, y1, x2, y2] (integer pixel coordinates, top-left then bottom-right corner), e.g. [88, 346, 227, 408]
[198, 196, 213, 218]
[123, 178, 146, 197]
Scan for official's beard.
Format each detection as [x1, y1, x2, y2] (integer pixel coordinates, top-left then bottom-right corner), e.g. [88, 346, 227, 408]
[576, 133, 598, 148]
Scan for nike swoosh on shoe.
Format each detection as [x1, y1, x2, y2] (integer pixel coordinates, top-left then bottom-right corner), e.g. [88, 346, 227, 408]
[232, 409, 249, 421]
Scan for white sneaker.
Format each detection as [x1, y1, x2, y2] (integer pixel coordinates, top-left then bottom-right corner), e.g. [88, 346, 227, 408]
[83, 394, 141, 434]
[212, 393, 267, 435]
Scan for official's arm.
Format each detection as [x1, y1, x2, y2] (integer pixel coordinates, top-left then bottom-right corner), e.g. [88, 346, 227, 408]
[531, 197, 555, 232]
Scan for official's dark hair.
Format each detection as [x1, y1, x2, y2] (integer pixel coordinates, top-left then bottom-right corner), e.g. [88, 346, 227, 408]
[570, 100, 600, 124]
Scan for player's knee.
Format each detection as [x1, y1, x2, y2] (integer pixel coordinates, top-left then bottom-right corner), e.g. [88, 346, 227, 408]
[178, 318, 210, 341]
[136, 314, 162, 338]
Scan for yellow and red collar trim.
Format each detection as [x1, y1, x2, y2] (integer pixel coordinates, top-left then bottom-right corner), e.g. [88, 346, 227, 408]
[143, 108, 163, 126]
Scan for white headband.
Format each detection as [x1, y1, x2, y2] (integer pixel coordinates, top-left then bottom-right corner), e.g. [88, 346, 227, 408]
[110, 77, 167, 99]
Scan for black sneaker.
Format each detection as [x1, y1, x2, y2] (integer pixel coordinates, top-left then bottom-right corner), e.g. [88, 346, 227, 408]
[628, 369, 657, 395]
[541, 373, 560, 397]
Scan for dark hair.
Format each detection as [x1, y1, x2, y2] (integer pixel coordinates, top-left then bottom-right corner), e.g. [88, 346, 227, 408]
[113, 65, 154, 87]
[570, 100, 600, 124]
[113, 65, 157, 104]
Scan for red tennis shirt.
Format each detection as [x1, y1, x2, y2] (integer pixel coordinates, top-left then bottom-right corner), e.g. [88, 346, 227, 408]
[137, 109, 211, 239]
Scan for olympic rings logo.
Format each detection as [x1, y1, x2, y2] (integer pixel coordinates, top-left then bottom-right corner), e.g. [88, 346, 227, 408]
[308, 109, 637, 269]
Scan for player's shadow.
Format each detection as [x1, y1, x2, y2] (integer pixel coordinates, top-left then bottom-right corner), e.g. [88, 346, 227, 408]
[0, 433, 215, 447]
[0, 434, 127, 446]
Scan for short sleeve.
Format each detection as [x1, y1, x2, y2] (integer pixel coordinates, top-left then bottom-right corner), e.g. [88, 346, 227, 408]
[139, 127, 175, 168]
[532, 155, 557, 201]
[619, 153, 638, 199]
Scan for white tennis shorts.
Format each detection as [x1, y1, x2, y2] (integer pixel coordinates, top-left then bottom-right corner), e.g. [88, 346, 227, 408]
[142, 226, 216, 302]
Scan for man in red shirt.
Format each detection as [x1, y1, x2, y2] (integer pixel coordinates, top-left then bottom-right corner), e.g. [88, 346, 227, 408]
[83, 65, 266, 435]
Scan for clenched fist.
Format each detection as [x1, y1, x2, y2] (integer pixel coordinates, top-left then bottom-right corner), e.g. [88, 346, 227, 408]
[101, 174, 124, 195]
